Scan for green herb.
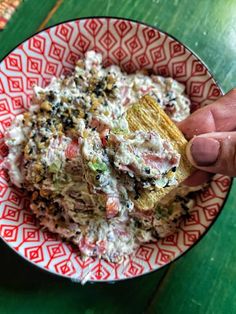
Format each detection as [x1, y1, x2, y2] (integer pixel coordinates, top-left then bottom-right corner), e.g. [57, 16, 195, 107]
[48, 160, 61, 173]
[88, 161, 107, 172]
[76, 68, 84, 76]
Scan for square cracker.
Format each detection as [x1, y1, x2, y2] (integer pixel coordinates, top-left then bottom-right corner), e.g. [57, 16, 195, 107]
[126, 95, 192, 211]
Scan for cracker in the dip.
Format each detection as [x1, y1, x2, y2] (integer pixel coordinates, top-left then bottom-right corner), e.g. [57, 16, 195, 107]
[126, 95, 192, 210]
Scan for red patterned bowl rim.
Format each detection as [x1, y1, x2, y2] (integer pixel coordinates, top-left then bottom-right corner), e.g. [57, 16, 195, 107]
[0, 16, 233, 282]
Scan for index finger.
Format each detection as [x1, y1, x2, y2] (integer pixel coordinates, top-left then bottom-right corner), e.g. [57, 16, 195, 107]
[178, 89, 236, 139]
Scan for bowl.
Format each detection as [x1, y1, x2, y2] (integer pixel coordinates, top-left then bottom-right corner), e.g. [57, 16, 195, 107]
[0, 17, 231, 282]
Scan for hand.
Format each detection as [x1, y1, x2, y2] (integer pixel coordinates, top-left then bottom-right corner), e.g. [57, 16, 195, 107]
[178, 89, 236, 186]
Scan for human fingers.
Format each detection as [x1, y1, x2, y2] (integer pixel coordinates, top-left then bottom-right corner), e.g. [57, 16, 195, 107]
[186, 132, 236, 176]
[178, 89, 236, 140]
[183, 169, 212, 186]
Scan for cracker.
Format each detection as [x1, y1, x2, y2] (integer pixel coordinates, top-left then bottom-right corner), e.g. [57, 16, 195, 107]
[126, 95, 192, 210]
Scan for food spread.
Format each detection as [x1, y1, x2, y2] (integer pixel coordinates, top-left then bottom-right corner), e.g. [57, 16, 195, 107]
[3, 51, 198, 263]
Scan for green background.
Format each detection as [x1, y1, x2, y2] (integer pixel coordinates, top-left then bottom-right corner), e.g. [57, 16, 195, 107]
[1, 0, 236, 313]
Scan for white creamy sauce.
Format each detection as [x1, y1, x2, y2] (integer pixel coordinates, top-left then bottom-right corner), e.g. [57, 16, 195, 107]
[3, 115, 28, 187]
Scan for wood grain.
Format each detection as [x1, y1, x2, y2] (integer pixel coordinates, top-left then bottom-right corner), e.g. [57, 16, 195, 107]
[0, 0, 236, 313]
[37, 0, 63, 31]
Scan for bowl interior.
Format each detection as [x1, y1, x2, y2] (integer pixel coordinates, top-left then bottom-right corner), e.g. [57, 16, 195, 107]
[0, 17, 231, 282]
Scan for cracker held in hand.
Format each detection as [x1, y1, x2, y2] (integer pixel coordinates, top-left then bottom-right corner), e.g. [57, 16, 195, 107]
[126, 95, 192, 210]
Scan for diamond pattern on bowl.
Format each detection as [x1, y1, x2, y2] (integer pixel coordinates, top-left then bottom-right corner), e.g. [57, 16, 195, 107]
[0, 18, 231, 282]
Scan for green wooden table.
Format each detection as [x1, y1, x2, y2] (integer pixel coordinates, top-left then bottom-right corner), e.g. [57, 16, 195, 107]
[1, 1, 236, 313]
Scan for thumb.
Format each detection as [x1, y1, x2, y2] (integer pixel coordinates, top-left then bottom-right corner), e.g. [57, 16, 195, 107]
[186, 132, 236, 177]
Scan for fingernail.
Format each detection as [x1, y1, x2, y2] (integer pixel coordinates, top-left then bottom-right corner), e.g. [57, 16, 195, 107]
[190, 137, 220, 166]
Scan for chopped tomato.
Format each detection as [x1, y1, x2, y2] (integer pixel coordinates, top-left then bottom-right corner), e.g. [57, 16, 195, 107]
[123, 97, 131, 106]
[78, 237, 96, 256]
[118, 164, 136, 173]
[118, 164, 131, 172]
[100, 128, 110, 147]
[114, 228, 129, 238]
[121, 86, 129, 98]
[65, 139, 80, 159]
[140, 86, 152, 94]
[170, 156, 179, 165]
[106, 196, 120, 218]
[121, 86, 131, 106]
[90, 118, 108, 132]
[143, 154, 163, 170]
[96, 240, 107, 255]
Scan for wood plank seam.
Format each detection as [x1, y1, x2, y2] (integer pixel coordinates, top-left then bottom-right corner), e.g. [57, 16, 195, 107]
[37, 0, 64, 31]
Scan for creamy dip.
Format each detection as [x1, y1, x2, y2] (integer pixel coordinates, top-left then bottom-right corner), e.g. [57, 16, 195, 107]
[3, 51, 195, 263]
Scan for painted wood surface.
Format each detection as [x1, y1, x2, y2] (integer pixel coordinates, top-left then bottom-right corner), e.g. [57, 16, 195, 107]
[0, 1, 236, 313]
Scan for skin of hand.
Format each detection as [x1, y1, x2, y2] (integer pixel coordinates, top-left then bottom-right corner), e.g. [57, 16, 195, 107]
[178, 88, 236, 186]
